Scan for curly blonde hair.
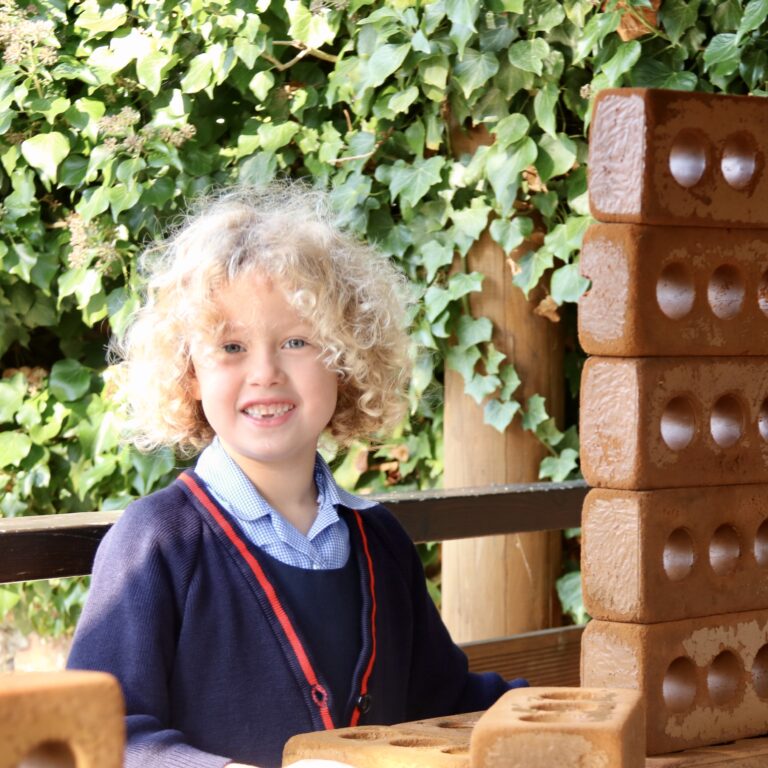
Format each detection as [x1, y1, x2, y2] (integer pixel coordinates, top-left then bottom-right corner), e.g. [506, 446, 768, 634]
[112, 182, 412, 455]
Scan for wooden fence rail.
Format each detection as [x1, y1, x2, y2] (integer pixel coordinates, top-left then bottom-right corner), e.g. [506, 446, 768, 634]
[0, 479, 588, 686]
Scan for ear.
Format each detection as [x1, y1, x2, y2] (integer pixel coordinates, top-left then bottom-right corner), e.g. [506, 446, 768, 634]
[189, 364, 202, 401]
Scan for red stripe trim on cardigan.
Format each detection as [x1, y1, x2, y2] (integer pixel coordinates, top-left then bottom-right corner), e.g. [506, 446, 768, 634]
[350, 509, 377, 727]
[179, 472, 335, 730]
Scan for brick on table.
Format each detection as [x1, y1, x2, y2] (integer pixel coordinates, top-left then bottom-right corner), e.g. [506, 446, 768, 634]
[282, 711, 479, 768]
[581, 608, 768, 755]
[469, 686, 644, 768]
[582, 485, 768, 624]
[646, 735, 768, 766]
[588, 88, 768, 228]
[578, 223, 768, 357]
[579, 356, 768, 490]
[0, 670, 124, 768]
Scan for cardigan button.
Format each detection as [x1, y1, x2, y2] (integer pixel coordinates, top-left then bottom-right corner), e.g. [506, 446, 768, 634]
[356, 694, 371, 714]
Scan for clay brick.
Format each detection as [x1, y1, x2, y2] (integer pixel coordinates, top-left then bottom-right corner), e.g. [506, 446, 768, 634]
[282, 711, 480, 768]
[580, 356, 768, 490]
[581, 609, 768, 754]
[646, 734, 768, 766]
[578, 223, 768, 357]
[469, 686, 644, 768]
[588, 88, 768, 228]
[0, 671, 124, 768]
[582, 485, 768, 623]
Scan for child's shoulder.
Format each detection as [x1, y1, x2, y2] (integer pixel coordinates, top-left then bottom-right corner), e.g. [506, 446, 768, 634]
[110, 476, 202, 543]
[353, 502, 414, 553]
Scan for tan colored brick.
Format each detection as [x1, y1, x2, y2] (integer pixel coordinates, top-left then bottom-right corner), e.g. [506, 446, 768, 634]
[578, 223, 768, 357]
[646, 735, 768, 766]
[0, 671, 124, 768]
[580, 356, 768, 490]
[581, 609, 768, 754]
[582, 486, 768, 623]
[282, 711, 479, 768]
[469, 687, 644, 768]
[588, 88, 768, 228]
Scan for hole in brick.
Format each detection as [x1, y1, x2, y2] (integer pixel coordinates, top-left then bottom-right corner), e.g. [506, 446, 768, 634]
[441, 746, 469, 755]
[670, 130, 708, 188]
[721, 132, 758, 190]
[656, 262, 695, 320]
[756, 521, 768, 567]
[664, 528, 695, 581]
[19, 741, 76, 768]
[538, 690, 605, 701]
[710, 394, 744, 447]
[339, 728, 389, 740]
[518, 711, 596, 723]
[663, 656, 697, 713]
[532, 700, 599, 710]
[759, 271, 768, 316]
[435, 718, 476, 729]
[661, 396, 696, 450]
[707, 650, 742, 706]
[752, 644, 768, 699]
[389, 738, 445, 748]
[708, 265, 745, 319]
[710, 524, 741, 576]
[759, 399, 768, 442]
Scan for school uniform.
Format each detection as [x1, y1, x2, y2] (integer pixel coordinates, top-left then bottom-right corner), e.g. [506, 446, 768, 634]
[68, 442, 523, 768]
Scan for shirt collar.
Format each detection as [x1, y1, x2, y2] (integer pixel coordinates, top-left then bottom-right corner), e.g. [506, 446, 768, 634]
[194, 438, 378, 524]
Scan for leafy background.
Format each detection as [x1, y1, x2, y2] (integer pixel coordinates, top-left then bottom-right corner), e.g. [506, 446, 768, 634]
[2, 0, 765, 637]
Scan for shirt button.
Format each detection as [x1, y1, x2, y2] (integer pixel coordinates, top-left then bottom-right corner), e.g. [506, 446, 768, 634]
[357, 694, 372, 714]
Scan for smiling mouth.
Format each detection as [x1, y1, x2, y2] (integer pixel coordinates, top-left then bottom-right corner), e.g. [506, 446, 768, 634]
[243, 403, 295, 419]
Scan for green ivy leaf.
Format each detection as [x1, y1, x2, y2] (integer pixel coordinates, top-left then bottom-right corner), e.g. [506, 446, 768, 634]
[483, 398, 521, 432]
[258, 122, 300, 152]
[0, 431, 32, 468]
[363, 44, 411, 91]
[454, 315, 493, 349]
[379, 156, 445, 209]
[20, 132, 70, 183]
[703, 33, 741, 75]
[550, 262, 590, 304]
[533, 83, 559, 137]
[136, 51, 174, 95]
[75, 2, 128, 35]
[0, 375, 26, 422]
[738, 0, 768, 40]
[49, 359, 92, 402]
[453, 48, 500, 98]
[541, 448, 580, 483]
[601, 39, 642, 85]
[555, 570, 588, 624]
[522, 393, 549, 431]
[508, 38, 550, 75]
[287, 0, 339, 49]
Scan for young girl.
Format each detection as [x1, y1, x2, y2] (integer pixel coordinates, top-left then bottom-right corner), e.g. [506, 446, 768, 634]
[67, 183, 523, 768]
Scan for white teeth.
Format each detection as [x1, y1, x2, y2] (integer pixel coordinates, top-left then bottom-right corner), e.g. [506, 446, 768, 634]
[244, 403, 293, 418]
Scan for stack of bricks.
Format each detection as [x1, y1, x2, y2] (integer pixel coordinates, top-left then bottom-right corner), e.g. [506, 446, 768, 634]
[579, 87, 768, 759]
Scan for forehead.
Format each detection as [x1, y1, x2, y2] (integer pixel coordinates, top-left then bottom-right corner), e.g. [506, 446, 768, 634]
[211, 274, 313, 332]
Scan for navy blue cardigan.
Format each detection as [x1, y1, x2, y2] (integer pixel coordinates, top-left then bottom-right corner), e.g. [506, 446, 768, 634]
[68, 472, 514, 768]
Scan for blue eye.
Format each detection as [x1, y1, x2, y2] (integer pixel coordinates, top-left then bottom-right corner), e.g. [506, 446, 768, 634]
[284, 338, 306, 349]
[222, 342, 245, 354]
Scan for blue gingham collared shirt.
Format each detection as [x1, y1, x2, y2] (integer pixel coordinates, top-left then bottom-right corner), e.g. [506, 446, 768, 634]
[194, 438, 378, 570]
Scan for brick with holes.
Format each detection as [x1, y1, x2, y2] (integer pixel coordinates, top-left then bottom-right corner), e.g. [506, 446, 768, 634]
[581, 609, 768, 754]
[578, 223, 768, 357]
[588, 88, 768, 228]
[0, 671, 124, 768]
[582, 485, 768, 623]
[579, 356, 768, 490]
[469, 686, 644, 768]
[646, 734, 768, 766]
[282, 711, 479, 768]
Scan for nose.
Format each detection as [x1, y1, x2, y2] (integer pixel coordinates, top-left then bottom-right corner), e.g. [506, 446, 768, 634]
[245, 346, 284, 386]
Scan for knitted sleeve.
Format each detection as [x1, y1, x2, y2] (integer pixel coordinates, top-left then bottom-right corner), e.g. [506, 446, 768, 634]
[371, 507, 524, 719]
[67, 486, 232, 768]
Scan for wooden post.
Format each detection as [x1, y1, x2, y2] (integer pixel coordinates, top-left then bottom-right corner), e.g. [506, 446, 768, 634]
[441, 125, 564, 641]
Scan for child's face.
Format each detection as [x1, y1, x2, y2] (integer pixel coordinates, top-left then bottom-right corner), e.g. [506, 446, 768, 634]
[189, 273, 338, 484]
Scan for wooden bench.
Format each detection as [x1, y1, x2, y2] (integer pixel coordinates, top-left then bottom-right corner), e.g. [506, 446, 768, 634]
[0, 480, 587, 686]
